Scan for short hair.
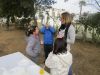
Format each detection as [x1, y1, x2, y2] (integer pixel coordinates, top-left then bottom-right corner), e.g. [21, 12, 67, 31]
[61, 12, 72, 24]
[53, 38, 67, 54]
[26, 25, 37, 36]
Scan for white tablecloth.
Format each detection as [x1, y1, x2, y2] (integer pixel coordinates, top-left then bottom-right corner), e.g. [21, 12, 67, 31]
[0, 52, 50, 75]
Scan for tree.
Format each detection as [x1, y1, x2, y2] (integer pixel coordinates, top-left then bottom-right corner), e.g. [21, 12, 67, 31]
[79, 12, 100, 42]
[79, 0, 86, 17]
[79, 12, 89, 41]
[88, 12, 100, 42]
[0, 0, 56, 30]
[0, 0, 32, 30]
[31, 0, 56, 26]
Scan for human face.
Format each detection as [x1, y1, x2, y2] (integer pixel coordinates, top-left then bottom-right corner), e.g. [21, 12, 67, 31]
[33, 27, 39, 35]
[61, 16, 65, 24]
[35, 27, 39, 35]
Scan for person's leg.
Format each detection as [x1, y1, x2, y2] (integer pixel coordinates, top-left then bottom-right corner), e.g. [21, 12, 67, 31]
[32, 56, 39, 64]
[47, 44, 53, 56]
[44, 44, 48, 60]
[44, 44, 53, 60]
[27, 54, 39, 64]
[68, 66, 73, 75]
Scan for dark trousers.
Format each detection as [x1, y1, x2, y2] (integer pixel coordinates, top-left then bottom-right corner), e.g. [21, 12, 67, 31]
[44, 44, 53, 60]
[68, 66, 72, 75]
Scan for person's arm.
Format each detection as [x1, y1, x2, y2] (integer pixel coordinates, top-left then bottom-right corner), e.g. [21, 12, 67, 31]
[40, 26, 45, 34]
[49, 26, 55, 34]
[67, 25, 75, 44]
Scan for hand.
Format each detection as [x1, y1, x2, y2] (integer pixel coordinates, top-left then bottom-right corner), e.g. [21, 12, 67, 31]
[45, 23, 50, 29]
[40, 40, 44, 45]
[57, 34, 63, 38]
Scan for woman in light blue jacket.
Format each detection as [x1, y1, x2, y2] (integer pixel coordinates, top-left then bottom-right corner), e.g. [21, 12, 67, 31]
[26, 26, 41, 63]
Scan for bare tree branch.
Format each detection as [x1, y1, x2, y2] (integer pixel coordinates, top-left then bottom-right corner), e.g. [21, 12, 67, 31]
[94, 0, 100, 8]
[87, 3, 100, 11]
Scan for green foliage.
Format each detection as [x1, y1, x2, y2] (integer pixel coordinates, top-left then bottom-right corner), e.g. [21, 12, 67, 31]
[89, 12, 100, 41]
[79, 12, 100, 42]
[79, 13, 89, 26]
[0, 0, 56, 29]
[0, 0, 56, 18]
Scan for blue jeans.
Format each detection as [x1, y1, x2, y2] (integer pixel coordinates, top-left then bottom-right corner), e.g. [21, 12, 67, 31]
[68, 66, 72, 75]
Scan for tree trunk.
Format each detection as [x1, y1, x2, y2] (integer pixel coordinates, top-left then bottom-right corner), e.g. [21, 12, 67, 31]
[79, 5, 82, 18]
[40, 15, 44, 27]
[92, 28, 96, 42]
[33, 14, 37, 26]
[6, 15, 10, 30]
[83, 25, 87, 41]
[11, 16, 14, 23]
[75, 25, 78, 34]
[96, 33, 100, 43]
[32, 2, 37, 26]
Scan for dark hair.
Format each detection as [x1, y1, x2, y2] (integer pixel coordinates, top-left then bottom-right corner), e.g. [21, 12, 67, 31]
[53, 38, 67, 54]
[26, 25, 37, 36]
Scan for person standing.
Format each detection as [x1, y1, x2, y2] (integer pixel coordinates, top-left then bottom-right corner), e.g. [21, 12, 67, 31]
[57, 12, 75, 51]
[57, 12, 75, 75]
[40, 22, 55, 60]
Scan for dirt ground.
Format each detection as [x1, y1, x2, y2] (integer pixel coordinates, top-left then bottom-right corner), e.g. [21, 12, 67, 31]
[0, 27, 100, 75]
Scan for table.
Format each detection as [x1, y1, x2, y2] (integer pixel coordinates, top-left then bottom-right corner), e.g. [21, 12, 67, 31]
[0, 52, 50, 75]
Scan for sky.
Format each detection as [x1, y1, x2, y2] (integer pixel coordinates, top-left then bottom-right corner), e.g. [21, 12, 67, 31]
[52, 0, 99, 14]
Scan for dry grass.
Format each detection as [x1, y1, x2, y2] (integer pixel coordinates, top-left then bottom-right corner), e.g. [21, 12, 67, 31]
[0, 27, 100, 75]
[72, 40, 100, 75]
